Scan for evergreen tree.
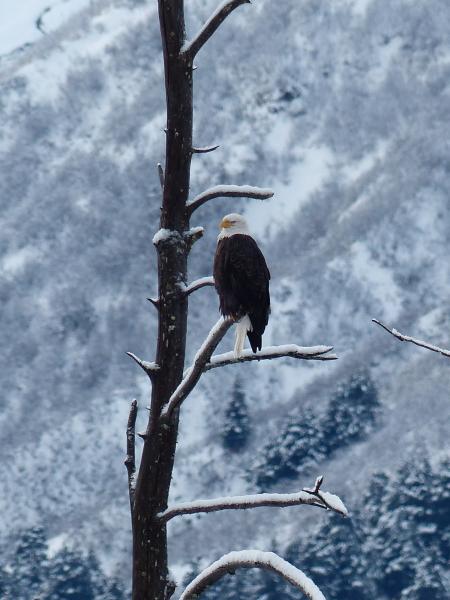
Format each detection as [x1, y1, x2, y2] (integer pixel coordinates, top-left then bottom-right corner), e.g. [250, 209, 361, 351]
[255, 408, 326, 488]
[6, 526, 50, 600]
[222, 378, 251, 452]
[0, 526, 125, 600]
[287, 513, 373, 600]
[254, 371, 380, 488]
[322, 370, 380, 454]
[363, 457, 450, 599]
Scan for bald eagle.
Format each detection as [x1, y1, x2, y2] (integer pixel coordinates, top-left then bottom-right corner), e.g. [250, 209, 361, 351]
[213, 213, 270, 356]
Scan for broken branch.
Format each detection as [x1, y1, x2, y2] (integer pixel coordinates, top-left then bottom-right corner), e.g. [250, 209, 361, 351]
[157, 163, 164, 188]
[124, 399, 138, 514]
[126, 352, 160, 379]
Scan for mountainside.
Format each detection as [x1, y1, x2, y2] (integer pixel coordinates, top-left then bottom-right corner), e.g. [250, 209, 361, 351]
[1, 0, 449, 597]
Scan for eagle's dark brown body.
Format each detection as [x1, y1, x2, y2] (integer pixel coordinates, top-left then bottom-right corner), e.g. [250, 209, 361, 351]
[213, 234, 270, 352]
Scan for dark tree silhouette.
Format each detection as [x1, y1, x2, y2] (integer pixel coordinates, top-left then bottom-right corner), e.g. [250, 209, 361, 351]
[125, 2, 340, 599]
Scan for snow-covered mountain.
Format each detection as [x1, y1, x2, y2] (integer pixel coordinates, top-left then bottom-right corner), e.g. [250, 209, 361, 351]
[1, 0, 449, 598]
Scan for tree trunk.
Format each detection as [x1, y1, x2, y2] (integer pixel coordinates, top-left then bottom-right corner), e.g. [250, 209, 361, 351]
[131, 1, 192, 598]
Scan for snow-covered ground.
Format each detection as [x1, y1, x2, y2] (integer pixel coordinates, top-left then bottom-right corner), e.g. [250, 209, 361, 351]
[0, 0, 92, 55]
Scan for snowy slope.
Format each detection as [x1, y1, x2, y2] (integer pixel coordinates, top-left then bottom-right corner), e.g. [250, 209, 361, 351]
[1, 0, 450, 596]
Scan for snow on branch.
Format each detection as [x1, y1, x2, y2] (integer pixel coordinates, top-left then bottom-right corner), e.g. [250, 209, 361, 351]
[179, 276, 215, 297]
[205, 344, 337, 370]
[124, 399, 138, 513]
[187, 184, 274, 215]
[162, 317, 234, 420]
[158, 478, 347, 522]
[126, 352, 160, 380]
[182, 0, 251, 59]
[302, 475, 348, 516]
[372, 318, 450, 358]
[162, 319, 337, 420]
[179, 550, 326, 600]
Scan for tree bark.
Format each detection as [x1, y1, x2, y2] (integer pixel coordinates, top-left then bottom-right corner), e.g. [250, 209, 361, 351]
[131, 1, 193, 598]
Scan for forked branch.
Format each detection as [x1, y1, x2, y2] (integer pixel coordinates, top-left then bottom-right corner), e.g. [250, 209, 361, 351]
[124, 399, 138, 513]
[182, 0, 251, 59]
[179, 550, 326, 600]
[302, 475, 348, 515]
[372, 318, 450, 358]
[158, 477, 347, 522]
[187, 185, 274, 216]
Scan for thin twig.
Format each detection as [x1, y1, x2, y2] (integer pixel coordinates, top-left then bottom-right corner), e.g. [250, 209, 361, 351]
[124, 399, 138, 513]
[204, 345, 337, 371]
[372, 318, 450, 358]
[187, 184, 274, 216]
[179, 550, 326, 600]
[147, 297, 160, 310]
[182, 0, 251, 59]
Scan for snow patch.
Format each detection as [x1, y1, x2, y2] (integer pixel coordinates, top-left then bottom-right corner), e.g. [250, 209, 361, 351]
[346, 241, 402, 321]
[0, 0, 91, 56]
[2, 246, 38, 274]
[47, 532, 68, 558]
[246, 144, 334, 239]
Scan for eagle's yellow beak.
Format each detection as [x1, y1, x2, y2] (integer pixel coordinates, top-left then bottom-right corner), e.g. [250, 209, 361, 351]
[219, 218, 232, 230]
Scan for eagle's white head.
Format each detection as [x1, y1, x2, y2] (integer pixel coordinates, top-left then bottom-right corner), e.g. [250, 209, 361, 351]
[218, 213, 250, 239]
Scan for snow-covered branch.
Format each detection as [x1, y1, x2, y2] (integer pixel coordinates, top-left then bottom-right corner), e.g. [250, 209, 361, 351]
[158, 478, 347, 522]
[372, 318, 450, 358]
[180, 276, 215, 297]
[162, 317, 234, 420]
[124, 399, 138, 513]
[182, 0, 251, 59]
[162, 321, 337, 420]
[302, 475, 348, 516]
[205, 344, 337, 370]
[179, 550, 326, 600]
[187, 184, 274, 215]
[126, 352, 160, 380]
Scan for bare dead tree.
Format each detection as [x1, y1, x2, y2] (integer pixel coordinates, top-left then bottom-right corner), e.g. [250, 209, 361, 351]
[125, 2, 344, 599]
[372, 318, 450, 358]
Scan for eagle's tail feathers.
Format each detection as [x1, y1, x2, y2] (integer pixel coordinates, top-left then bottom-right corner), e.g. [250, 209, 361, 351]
[234, 315, 252, 358]
[247, 330, 262, 353]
